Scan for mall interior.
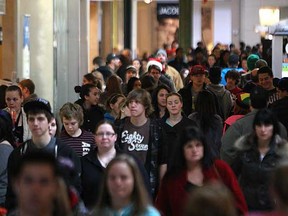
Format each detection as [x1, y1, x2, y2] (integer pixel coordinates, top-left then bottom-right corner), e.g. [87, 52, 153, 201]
[0, 0, 287, 111]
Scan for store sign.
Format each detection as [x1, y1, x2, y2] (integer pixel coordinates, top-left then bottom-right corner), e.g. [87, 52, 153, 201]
[157, 3, 179, 20]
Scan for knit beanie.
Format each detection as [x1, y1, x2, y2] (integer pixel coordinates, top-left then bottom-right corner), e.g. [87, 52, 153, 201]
[247, 54, 260, 71]
[156, 49, 167, 58]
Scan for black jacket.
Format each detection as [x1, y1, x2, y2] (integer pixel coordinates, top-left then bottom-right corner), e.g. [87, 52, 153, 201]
[232, 134, 288, 211]
[75, 99, 104, 133]
[270, 96, 288, 133]
[115, 117, 164, 198]
[81, 148, 150, 210]
[178, 82, 221, 117]
[5, 138, 81, 212]
[162, 116, 197, 169]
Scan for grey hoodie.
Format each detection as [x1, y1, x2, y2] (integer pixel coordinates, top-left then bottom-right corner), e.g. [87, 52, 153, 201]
[207, 83, 233, 120]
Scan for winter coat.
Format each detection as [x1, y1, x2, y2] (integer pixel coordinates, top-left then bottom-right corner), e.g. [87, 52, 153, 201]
[221, 110, 288, 165]
[232, 134, 288, 211]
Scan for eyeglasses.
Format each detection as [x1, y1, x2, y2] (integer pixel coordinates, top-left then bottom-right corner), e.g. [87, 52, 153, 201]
[95, 132, 115, 138]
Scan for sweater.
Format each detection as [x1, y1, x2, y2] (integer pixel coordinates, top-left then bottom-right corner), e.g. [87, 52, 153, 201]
[155, 160, 247, 216]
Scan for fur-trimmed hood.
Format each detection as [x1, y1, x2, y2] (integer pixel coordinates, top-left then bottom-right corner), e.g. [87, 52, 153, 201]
[234, 134, 288, 158]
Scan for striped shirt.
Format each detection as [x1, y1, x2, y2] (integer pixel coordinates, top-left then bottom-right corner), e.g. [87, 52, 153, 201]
[60, 130, 95, 157]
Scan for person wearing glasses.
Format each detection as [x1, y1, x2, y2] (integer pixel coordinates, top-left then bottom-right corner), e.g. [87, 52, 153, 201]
[80, 120, 150, 210]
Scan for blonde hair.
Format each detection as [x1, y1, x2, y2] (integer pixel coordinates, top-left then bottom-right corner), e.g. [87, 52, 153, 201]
[59, 102, 84, 126]
[96, 154, 150, 216]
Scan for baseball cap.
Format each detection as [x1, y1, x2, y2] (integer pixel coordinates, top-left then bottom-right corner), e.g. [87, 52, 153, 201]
[277, 77, 288, 91]
[236, 92, 250, 109]
[190, 65, 207, 75]
[106, 53, 118, 63]
[24, 98, 52, 115]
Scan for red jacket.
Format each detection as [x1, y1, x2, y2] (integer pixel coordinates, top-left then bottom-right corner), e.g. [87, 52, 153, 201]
[155, 159, 247, 216]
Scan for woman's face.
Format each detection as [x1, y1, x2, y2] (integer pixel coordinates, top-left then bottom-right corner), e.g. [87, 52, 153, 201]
[208, 56, 216, 67]
[82, 77, 90, 85]
[255, 124, 274, 143]
[166, 95, 182, 115]
[157, 89, 168, 108]
[184, 140, 204, 164]
[107, 162, 134, 202]
[5, 90, 23, 112]
[125, 70, 136, 83]
[110, 97, 125, 115]
[49, 118, 57, 137]
[133, 80, 142, 90]
[141, 60, 148, 73]
[120, 105, 131, 119]
[84, 87, 100, 106]
[132, 60, 141, 71]
[95, 123, 117, 150]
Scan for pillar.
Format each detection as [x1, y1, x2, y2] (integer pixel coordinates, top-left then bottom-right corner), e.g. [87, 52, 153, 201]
[179, 0, 192, 50]
[272, 36, 283, 78]
[124, 0, 131, 49]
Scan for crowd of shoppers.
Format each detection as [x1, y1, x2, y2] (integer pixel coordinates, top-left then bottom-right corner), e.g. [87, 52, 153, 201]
[0, 41, 287, 216]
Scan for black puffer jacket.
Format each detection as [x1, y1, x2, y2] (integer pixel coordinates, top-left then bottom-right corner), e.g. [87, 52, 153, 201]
[232, 134, 288, 211]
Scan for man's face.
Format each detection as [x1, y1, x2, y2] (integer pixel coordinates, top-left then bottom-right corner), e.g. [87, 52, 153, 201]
[111, 58, 120, 69]
[14, 164, 57, 214]
[277, 89, 288, 99]
[190, 74, 206, 87]
[128, 99, 146, 118]
[27, 113, 50, 137]
[226, 78, 236, 90]
[150, 68, 161, 81]
[156, 53, 166, 64]
[62, 117, 80, 137]
[258, 73, 273, 90]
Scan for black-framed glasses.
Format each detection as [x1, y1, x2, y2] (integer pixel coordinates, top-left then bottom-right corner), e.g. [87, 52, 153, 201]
[95, 132, 115, 138]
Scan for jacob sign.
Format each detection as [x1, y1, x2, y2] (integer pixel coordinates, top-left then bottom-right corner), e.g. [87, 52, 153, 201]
[157, 3, 179, 20]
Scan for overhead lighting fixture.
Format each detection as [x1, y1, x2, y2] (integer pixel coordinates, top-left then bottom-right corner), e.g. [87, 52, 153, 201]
[144, 0, 152, 4]
[259, 8, 279, 26]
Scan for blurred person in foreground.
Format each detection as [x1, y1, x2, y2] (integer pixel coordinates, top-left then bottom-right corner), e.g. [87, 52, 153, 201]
[248, 162, 288, 216]
[184, 183, 238, 216]
[90, 154, 160, 216]
[9, 151, 72, 216]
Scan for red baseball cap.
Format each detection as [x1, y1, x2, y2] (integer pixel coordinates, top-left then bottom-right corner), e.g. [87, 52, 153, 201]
[190, 65, 207, 75]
